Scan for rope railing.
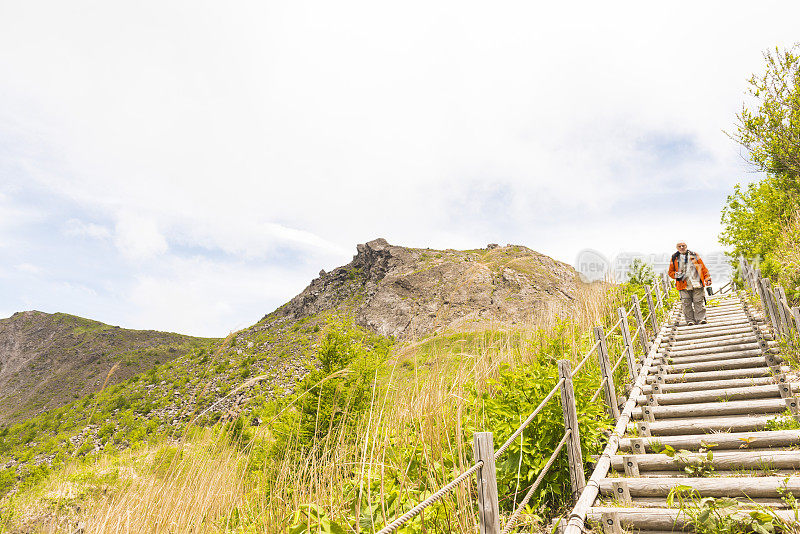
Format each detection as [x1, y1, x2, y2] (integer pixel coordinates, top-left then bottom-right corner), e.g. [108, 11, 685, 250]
[374, 282, 673, 533]
[571, 339, 600, 377]
[375, 461, 485, 534]
[590, 377, 607, 403]
[500, 429, 572, 534]
[494, 377, 564, 459]
[605, 316, 624, 339]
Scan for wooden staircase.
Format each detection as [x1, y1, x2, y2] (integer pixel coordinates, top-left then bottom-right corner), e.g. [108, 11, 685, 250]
[582, 293, 800, 532]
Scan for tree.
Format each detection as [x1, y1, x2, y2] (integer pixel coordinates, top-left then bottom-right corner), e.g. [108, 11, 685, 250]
[721, 45, 800, 280]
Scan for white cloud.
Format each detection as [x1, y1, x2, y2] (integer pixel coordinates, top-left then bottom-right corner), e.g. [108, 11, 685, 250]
[125, 256, 310, 336]
[0, 1, 797, 333]
[64, 218, 111, 240]
[16, 263, 43, 275]
[113, 212, 168, 261]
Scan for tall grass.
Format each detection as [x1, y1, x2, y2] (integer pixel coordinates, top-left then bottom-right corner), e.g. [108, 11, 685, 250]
[3, 281, 638, 533]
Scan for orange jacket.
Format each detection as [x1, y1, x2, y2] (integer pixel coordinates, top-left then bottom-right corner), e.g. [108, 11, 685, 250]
[668, 251, 711, 290]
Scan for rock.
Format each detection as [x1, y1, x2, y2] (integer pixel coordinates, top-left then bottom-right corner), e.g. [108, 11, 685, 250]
[487, 243, 499, 249]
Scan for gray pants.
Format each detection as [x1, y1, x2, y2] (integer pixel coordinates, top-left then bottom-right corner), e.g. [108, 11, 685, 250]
[679, 288, 706, 323]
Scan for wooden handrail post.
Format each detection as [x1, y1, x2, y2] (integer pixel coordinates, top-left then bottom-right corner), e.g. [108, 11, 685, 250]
[760, 278, 782, 336]
[593, 326, 620, 420]
[617, 307, 638, 381]
[473, 432, 500, 534]
[558, 359, 585, 500]
[631, 295, 650, 354]
[645, 286, 658, 332]
[654, 281, 664, 309]
[776, 286, 793, 344]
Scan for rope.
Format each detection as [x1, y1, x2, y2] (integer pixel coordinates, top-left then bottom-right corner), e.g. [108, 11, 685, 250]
[605, 316, 623, 339]
[611, 349, 626, 374]
[494, 377, 565, 459]
[590, 377, 607, 403]
[501, 429, 571, 534]
[572, 339, 600, 377]
[375, 461, 484, 534]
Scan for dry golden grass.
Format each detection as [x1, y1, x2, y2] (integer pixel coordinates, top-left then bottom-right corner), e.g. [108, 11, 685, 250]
[4, 281, 620, 533]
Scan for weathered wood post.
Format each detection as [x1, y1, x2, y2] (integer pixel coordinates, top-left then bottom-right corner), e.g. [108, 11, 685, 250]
[776, 286, 794, 344]
[760, 278, 782, 336]
[645, 286, 658, 333]
[754, 270, 776, 332]
[617, 307, 638, 381]
[558, 360, 585, 500]
[654, 281, 664, 309]
[593, 326, 620, 420]
[792, 307, 800, 345]
[631, 295, 650, 353]
[473, 432, 500, 534]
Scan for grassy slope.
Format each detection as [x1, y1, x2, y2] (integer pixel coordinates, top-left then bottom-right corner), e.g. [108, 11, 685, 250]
[0, 282, 653, 533]
[0, 312, 220, 425]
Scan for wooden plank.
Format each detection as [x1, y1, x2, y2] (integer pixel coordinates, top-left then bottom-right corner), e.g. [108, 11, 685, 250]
[660, 335, 762, 351]
[587, 507, 798, 530]
[662, 355, 777, 373]
[656, 349, 775, 367]
[629, 414, 778, 436]
[558, 360, 585, 498]
[594, 327, 620, 420]
[634, 383, 781, 406]
[473, 432, 500, 534]
[644, 365, 781, 384]
[598, 476, 800, 498]
[609, 449, 800, 471]
[639, 376, 778, 395]
[629, 397, 789, 420]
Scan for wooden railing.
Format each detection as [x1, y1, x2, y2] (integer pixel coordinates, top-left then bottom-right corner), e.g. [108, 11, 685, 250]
[739, 256, 800, 348]
[376, 280, 676, 534]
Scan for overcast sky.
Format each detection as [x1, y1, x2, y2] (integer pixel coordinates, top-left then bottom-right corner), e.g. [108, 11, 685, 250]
[1, 2, 797, 336]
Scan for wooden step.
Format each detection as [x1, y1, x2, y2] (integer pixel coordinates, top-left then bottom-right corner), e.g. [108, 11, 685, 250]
[619, 429, 800, 452]
[639, 376, 779, 395]
[655, 349, 774, 367]
[645, 366, 783, 384]
[635, 384, 781, 406]
[631, 398, 793, 420]
[632, 414, 780, 436]
[671, 326, 769, 342]
[666, 332, 760, 348]
[586, 506, 797, 531]
[662, 355, 779, 374]
[609, 449, 800, 471]
[598, 476, 800, 498]
[660, 337, 763, 352]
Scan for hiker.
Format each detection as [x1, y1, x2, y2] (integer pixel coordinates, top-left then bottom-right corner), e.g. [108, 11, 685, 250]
[668, 242, 712, 325]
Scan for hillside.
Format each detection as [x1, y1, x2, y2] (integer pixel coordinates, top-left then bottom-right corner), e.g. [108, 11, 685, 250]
[0, 239, 600, 509]
[0, 312, 220, 425]
[275, 238, 585, 339]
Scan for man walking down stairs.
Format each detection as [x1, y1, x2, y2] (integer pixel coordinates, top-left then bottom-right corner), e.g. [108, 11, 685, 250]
[569, 291, 800, 533]
[668, 242, 712, 327]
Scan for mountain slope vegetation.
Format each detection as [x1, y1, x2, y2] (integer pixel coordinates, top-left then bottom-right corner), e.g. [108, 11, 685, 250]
[0, 239, 628, 534]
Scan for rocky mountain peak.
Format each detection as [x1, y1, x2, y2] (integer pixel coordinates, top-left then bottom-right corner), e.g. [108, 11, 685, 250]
[274, 239, 588, 340]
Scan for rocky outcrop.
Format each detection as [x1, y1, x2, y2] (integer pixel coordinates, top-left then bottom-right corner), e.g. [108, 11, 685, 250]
[275, 238, 587, 340]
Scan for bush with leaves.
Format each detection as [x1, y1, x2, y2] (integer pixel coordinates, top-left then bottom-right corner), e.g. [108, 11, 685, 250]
[473, 357, 611, 516]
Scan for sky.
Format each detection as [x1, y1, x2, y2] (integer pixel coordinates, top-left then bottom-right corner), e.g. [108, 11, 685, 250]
[1, 1, 798, 336]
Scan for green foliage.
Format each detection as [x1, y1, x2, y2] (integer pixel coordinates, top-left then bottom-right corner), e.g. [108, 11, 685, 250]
[476, 358, 611, 514]
[722, 45, 800, 284]
[627, 258, 656, 287]
[0, 468, 16, 496]
[286, 321, 392, 453]
[667, 485, 799, 534]
[288, 504, 346, 534]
